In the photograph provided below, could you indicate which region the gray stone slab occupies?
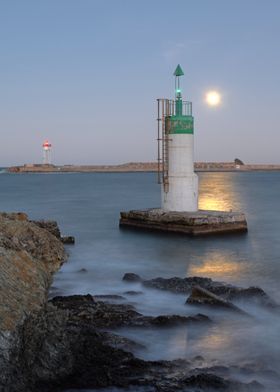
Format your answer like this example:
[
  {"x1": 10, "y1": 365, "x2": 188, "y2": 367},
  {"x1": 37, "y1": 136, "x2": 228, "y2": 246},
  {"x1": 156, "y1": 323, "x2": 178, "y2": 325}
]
[{"x1": 119, "y1": 208, "x2": 247, "y2": 236}]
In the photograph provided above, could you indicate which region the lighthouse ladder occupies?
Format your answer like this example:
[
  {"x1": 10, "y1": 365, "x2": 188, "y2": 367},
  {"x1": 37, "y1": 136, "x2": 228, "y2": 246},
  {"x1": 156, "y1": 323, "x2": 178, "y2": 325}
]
[{"x1": 157, "y1": 99, "x2": 173, "y2": 193}]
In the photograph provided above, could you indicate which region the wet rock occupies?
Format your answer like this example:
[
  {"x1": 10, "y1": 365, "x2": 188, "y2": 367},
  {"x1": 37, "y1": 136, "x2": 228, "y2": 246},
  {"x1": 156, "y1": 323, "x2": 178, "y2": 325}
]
[
  {"x1": 1, "y1": 286, "x2": 265, "y2": 392},
  {"x1": 140, "y1": 361, "x2": 264, "y2": 391},
  {"x1": 61, "y1": 235, "x2": 75, "y2": 244},
  {"x1": 194, "y1": 363, "x2": 280, "y2": 387},
  {"x1": 191, "y1": 365, "x2": 231, "y2": 377},
  {"x1": 17, "y1": 302, "x2": 260, "y2": 392},
  {"x1": 225, "y1": 286, "x2": 279, "y2": 308},
  {"x1": 51, "y1": 294, "x2": 142, "y2": 328},
  {"x1": 102, "y1": 331, "x2": 146, "y2": 351},
  {"x1": 182, "y1": 373, "x2": 264, "y2": 391},
  {"x1": 94, "y1": 294, "x2": 126, "y2": 301},
  {"x1": 19, "y1": 299, "x2": 264, "y2": 392},
  {"x1": 124, "y1": 290, "x2": 144, "y2": 295},
  {"x1": 186, "y1": 286, "x2": 248, "y2": 314},
  {"x1": 11, "y1": 296, "x2": 208, "y2": 391},
  {"x1": 123, "y1": 272, "x2": 142, "y2": 282},
  {"x1": 20, "y1": 303, "x2": 148, "y2": 392},
  {"x1": 147, "y1": 313, "x2": 211, "y2": 327},
  {"x1": 78, "y1": 268, "x2": 88, "y2": 273},
  {"x1": 142, "y1": 275, "x2": 213, "y2": 293}
]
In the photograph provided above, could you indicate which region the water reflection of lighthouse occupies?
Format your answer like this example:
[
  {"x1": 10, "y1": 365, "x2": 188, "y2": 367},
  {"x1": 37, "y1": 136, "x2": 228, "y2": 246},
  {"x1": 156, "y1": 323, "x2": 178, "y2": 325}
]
[{"x1": 157, "y1": 65, "x2": 198, "y2": 212}]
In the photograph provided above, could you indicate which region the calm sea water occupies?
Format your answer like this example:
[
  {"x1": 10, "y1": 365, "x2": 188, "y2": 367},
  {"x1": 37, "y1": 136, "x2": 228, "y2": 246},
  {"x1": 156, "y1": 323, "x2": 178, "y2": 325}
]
[{"x1": 0, "y1": 171, "x2": 280, "y2": 390}]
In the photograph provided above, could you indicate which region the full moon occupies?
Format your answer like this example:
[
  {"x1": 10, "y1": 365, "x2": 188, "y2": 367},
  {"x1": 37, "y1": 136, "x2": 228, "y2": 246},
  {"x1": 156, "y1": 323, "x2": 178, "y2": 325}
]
[{"x1": 205, "y1": 90, "x2": 221, "y2": 106}]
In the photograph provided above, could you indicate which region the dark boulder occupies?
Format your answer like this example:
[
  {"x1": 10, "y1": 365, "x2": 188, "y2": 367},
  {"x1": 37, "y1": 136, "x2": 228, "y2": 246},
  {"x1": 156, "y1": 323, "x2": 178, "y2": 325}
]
[
  {"x1": 186, "y1": 286, "x2": 248, "y2": 314},
  {"x1": 123, "y1": 273, "x2": 142, "y2": 282},
  {"x1": 124, "y1": 290, "x2": 144, "y2": 295},
  {"x1": 148, "y1": 313, "x2": 210, "y2": 327},
  {"x1": 142, "y1": 275, "x2": 213, "y2": 293},
  {"x1": 61, "y1": 235, "x2": 75, "y2": 244},
  {"x1": 94, "y1": 294, "x2": 126, "y2": 301},
  {"x1": 78, "y1": 268, "x2": 87, "y2": 273}
]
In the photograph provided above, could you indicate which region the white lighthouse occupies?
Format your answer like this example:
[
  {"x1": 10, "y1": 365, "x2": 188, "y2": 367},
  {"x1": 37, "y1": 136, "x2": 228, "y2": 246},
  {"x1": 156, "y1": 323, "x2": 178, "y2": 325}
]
[
  {"x1": 120, "y1": 65, "x2": 247, "y2": 235},
  {"x1": 157, "y1": 65, "x2": 198, "y2": 212},
  {"x1": 42, "y1": 140, "x2": 52, "y2": 165}
]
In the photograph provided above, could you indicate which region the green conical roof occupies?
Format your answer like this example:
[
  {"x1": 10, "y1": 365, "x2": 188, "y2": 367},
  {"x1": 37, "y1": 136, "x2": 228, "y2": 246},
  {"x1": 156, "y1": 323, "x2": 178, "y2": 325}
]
[{"x1": 173, "y1": 64, "x2": 184, "y2": 76}]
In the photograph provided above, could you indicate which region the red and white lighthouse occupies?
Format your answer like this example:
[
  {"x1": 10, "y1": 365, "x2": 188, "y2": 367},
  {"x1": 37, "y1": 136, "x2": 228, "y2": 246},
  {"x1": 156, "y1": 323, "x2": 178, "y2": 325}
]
[{"x1": 42, "y1": 140, "x2": 52, "y2": 165}]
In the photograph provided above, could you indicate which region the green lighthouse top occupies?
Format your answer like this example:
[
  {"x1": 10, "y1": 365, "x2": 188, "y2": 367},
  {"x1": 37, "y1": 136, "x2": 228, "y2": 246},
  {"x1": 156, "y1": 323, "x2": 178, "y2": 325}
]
[
  {"x1": 173, "y1": 64, "x2": 184, "y2": 77},
  {"x1": 173, "y1": 64, "x2": 184, "y2": 115},
  {"x1": 174, "y1": 64, "x2": 184, "y2": 101},
  {"x1": 167, "y1": 64, "x2": 194, "y2": 134}
]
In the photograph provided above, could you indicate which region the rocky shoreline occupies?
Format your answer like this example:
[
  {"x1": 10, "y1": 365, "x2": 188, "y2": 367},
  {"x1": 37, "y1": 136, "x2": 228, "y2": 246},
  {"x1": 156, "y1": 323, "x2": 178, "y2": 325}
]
[{"x1": 0, "y1": 213, "x2": 279, "y2": 391}]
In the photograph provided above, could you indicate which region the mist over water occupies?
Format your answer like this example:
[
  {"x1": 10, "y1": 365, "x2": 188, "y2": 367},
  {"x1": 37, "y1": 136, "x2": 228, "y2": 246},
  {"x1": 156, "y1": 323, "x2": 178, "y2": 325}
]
[{"x1": 0, "y1": 171, "x2": 280, "y2": 390}]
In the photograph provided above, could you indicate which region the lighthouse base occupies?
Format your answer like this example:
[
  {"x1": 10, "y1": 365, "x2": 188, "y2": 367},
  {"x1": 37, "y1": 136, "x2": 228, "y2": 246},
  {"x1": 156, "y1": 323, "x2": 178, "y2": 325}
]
[{"x1": 119, "y1": 209, "x2": 247, "y2": 236}]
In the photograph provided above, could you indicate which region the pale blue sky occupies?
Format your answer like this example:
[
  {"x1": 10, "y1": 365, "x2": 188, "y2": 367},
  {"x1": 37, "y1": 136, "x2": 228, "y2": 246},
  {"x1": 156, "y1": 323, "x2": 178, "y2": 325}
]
[{"x1": 1, "y1": 0, "x2": 280, "y2": 165}]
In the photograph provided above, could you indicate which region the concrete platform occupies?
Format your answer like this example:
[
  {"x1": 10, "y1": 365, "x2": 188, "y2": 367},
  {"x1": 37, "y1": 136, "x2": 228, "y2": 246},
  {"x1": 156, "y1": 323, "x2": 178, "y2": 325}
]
[{"x1": 119, "y1": 208, "x2": 248, "y2": 236}]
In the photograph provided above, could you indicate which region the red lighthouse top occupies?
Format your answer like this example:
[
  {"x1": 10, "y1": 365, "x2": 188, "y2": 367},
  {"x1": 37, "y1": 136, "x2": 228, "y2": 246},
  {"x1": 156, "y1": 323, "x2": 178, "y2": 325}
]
[{"x1": 42, "y1": 140, "x2": 51, "y2": 148}]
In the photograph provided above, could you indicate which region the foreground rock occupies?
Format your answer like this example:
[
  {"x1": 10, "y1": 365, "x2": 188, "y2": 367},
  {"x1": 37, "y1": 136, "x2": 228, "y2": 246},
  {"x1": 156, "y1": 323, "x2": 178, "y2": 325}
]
[
  {"x1": 0, "y1": 212, "x2": 67, "y2": 390},
  {"x1": 0, "y1": 214, "x2": 269, "y2": 391},
  {"x1": 20, "y1": 303, "x2": 148, "y2": 392},
  {"x1": 18, "y1": 296, "x2": 263, "y2": 392},
  {"x1": 123, "y1": 273, "x2": 278, "y2": 308}
]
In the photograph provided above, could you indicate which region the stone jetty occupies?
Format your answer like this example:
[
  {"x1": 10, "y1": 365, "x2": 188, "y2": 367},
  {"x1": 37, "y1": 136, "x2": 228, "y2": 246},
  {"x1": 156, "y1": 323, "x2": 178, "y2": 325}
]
[{"x1": 120, "y1": 208, "x2": 248, "y2": 235}]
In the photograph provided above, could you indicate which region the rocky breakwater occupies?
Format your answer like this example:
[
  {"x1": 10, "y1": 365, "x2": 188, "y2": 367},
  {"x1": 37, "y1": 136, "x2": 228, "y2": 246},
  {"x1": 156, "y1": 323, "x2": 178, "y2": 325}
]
[{"x1": 0, "y1": 212, "x2": 66, "y2": 391}]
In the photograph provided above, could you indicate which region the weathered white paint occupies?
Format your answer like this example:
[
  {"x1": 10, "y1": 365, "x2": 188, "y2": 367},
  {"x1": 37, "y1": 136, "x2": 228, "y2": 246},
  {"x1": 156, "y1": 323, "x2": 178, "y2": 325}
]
[{"x1": 162, "y1": 134, "x2": 198, "y2": 212}]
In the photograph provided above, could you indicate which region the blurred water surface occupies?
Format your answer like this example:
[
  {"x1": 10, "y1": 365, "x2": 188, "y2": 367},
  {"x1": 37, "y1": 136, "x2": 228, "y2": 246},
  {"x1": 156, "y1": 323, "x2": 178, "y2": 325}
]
[{"x1": 1, "y1": 171, "x2": 280, "y2": 390}]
